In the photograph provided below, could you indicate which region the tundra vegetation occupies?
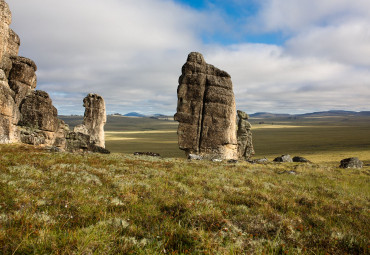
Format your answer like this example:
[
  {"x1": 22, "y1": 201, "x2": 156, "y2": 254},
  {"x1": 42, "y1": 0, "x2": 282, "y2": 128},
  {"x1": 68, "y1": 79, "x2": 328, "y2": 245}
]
[{"x1": 1, "y1": 115, "x2": 369, "y2": 254}]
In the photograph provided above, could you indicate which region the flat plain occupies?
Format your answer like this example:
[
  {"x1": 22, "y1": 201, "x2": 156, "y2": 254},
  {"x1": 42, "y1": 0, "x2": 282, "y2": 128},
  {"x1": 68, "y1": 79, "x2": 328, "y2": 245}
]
[{"x1": 62, "y1": 114, "x2": 370, "y2": 163}]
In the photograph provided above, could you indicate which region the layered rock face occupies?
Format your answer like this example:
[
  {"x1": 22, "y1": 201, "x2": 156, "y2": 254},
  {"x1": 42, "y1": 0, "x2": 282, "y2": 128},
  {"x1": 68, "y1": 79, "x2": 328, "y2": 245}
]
[
  {"x1": 0, "y1": 0, "x2": 18, "y2": 143},
  {"x1": 237, "y1": 110, "x2": 254, "y2": 160},
  {"x1": 74, "y1": 94, "x2": 106, "y2": 148},
  {"x1": 175, "y1": 52, "x2": 237, "y2": 160},
  {"x1": 0, "y1": 69, "x2": 17, "y2": 143},
  {"x1": 0, "y1": 0, "x2": 108, "y2": 153}
]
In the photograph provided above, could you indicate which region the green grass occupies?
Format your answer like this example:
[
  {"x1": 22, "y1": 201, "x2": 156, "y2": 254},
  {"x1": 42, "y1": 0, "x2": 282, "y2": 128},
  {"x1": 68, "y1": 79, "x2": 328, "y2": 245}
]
[{"x1": 0, "y1": 144, "x2": 369, "y2": 254}]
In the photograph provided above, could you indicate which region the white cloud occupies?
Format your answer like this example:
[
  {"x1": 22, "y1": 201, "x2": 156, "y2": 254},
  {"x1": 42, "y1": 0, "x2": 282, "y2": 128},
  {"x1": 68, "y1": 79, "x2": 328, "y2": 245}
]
[
  {"x1": 285, "y1": 21, "x2": 370, "y2": 66},
  {"x1": 251, "y1": 0, "x2": 370, "y2": 33}
]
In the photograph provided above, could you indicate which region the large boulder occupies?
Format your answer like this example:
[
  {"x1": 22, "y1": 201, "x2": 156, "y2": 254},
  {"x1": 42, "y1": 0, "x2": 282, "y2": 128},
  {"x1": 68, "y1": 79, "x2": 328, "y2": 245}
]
[
  {"x1": 174, "y1": 52, "x2": 237, "y2": 160},
  {"x1": 18, "y1": 90, "x2": 59, "y2": 132},
  {"x1": 339, "y1": 158, "x2": 363, "y2": 169},
  {"x1": 9, "y1": 56, "x2": 37, "y2": 89},
  {"x1": 237, "y1": 110, "x2": 254, "y2": 160}
]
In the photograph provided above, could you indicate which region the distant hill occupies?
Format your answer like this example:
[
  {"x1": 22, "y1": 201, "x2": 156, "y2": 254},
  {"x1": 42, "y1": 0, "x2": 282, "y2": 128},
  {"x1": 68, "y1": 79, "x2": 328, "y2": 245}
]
[
  {"x1": 250, "y1": 112, "x2": 292, "y2": 118},
  {"x1": 249, "y1": 110, "x2": 370, "y2": 118},
  {"x1": 298, "y1": 110, "x2": 367, "y2": 117},
  {"x1": 358, "y1": 111, "x2": 370, "y2": 116},
  {"x1": 152, "y1": 114, "x2": 167, "y2": 117},
  {"x1": 124, "y1": 112, "x2": 147, "y2": 117}
]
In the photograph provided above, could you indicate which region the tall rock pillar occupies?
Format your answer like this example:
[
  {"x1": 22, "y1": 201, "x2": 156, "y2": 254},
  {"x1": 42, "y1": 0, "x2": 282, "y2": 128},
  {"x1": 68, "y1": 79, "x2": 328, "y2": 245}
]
[
  {"x1": 75, "y1": 94, "x2": 106, "y2": 148},
  {"x1": 175, "y1": 52, "x2": 237, "y2": 160},
  {"x1": 237, "y1": 110, "x2": 255, "y2": 160}
]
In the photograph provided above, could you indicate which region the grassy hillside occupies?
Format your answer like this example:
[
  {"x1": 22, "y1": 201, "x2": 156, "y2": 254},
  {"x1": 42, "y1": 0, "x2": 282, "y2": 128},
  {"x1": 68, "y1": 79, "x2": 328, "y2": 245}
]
[{"x1": 0, "y1": 144, "x2": 369, "y2": 254}]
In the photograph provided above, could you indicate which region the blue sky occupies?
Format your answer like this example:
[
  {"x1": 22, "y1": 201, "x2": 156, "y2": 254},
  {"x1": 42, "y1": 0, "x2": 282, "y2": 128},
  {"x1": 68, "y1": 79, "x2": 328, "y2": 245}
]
[
  {"x1": 175, "y1": 0, "x2": 286, "y2": 45},
  {"x1": 8, "y1": 0, "x2": 370, "y2": 115}
]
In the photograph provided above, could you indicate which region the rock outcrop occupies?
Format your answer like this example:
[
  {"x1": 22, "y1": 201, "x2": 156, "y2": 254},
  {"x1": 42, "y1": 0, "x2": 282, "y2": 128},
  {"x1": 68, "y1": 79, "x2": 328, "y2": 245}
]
[
  {"x1": 0, "y1": 0, "x2": 108, "y2": 153},
  {"x1": 74, "y1": 94, "x2": 106, "y2": 148},
  {"x1": 174, "y1": 52, "x2": 237, "y2": 160},
  {"x1": 0, "y1": 0, "x2": 17, "y2": 143},
  {"x1": 237, "y1": 110, "x2": 254, "y2": 160}
]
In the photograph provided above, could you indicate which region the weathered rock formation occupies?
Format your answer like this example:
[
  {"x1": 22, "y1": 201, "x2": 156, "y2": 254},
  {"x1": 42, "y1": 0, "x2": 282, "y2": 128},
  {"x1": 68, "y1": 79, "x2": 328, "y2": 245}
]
[
  {"x1": 0, "y1": 0, "x2": 108, "y2": 153},
  {"x1": 174, "y1": 52, "x2": 237, "y2": 160},
  {"x1": 237, "y1": 110, "x2": 254, "y2": 160},
  {"x1": 74, "y1": 94, "x2": 106, "y2": 148},
  {"x1": 0, "y1": 69, "x2": 17, "y2": 143}
]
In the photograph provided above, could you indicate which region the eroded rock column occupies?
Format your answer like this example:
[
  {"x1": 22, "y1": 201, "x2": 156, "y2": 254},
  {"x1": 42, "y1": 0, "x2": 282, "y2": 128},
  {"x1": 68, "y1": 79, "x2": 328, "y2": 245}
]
[
  {"x1": 175, "y1": 52, "x2": 237, "y2": 160},
  {"x1": 237, "y1": 110, "x2": 254, "y2": 160},
  {"x1": 74, "y1": 94, "x2": 106, "y2": 148}
]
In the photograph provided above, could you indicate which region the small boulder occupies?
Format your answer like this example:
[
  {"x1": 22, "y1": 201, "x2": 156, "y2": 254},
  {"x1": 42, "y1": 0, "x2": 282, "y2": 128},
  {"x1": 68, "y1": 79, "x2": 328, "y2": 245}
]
[
  {"x1": 212, "y1": 159, "x2": 223, "y2": 163},
  {"x1": 273, "y1": 155, "x2": 293, "y2": 163},
  {"x1": 89, "y1": 145, "x2": 110, "y2": 154},
  {"x1": 188, "y1": 154, "x2": 203, "y2": 160},
  {"x1": 249, "y1": 158, "x2": 269, "y2": 164},
  {"x1": 227, "y1": 159, "x2": 238, "y2": 164},
  {"x1": 134, "y1": 152, "x2": 160, "y2": 157},
  {"x1": 339, "y1": 158, "x2": 363, "y2": 169},
  {"x1": 293, "y1": 156, "x2": 311, "y2": 163}
]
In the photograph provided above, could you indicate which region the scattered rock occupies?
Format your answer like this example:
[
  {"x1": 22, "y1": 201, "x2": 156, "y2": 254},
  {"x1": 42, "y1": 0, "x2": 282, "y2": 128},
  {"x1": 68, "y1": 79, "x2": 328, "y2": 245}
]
[
  {"x1": 175, "y1": 52, "x2": 238, "y2": 160},
  {"x1": 212, "y1": 159, "x2": 223, "y2": 162},
  {"x1": 249, "y1": 158, "x2": 269, "y2": 164},
  {"x1": 134, "y1": 152, "x2": 160, "y2": 157},
  {"x1": 47, "y1": 146, "x2": 63, "y2": 153},
  {"x1": 293, "y1": 156, "x2": 311, "y2": 163},
  {"x1": 278, "y1": 170, "x2": 297, "y2": 175},
  {"x1": 188, "y1": 154, "x2": 203, "y2": 160},
  {"x1": 273, "y1": 155, "x2": 293, "y2": 163},
  {"x1": 339, "y1": 158, "x2": 363, "y2": 169},
  {"x1": 237, "y1": 110, "x2": 254, "y2": 160}
]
